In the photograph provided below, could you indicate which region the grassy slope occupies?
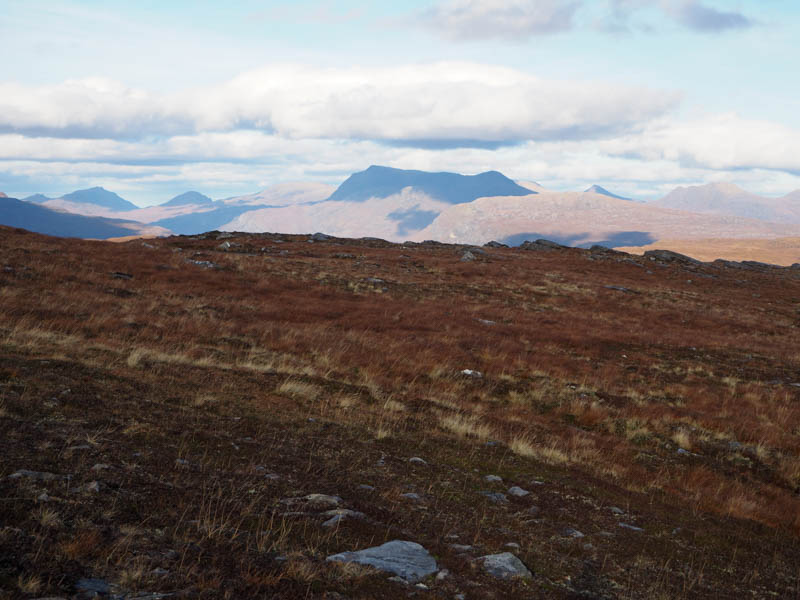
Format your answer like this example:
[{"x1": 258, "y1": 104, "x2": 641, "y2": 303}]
[{"x1": 1, "y1": 227, "x2": 799, "y2": 599}]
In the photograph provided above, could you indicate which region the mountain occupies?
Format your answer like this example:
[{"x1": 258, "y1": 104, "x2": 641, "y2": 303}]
[
  {"x1": 23, "y1": 193, "x2": 51, "y2": 203},
  {"x1": 0, "y1": 192, "x2": 7, "y2": 198},
  {"x1": 223, "y1": 168, "x2": 537, "y2": 239},
  {"x1": 653, "y1": 182, "x2": 800, "y2": 223},
  {"x1": 221, "y1": 182, "x2": 336, "y2": 207},
  {"x1": 161, "y1": 191, "x2": 214, "y2": 207},
  {"x1": 0, "y1": 196, "x2": 168, "y2": 239},
  {"x1": 326, "y1": 165, "x2": 534, "y2": 204},
  {"x1": 584, "y1": 184, "x2": 631, "y2": 201},
  {"x1": 60, "y1": 187, "x2": 139, "y2": 211},
  {"x1": 411, "y1": 189, "x2": 798, "y2": 248}
]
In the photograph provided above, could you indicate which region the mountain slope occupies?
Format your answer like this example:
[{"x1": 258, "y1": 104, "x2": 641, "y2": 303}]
[
  {"x1": 653, "y1": 182, "x2": 800, "y2": 223},
  {"x1": 0, "y1": 196, "x2": 167, "y2": 239},
  {"x1": 584, "y1": 184, "x2": 631, "y2": 201},
  {"x1": 413, "y1": 189, "x2": 799, "y2": 247},
  {"x1": 161, "y1": 191, "x2": 214, "y2": 207},
  {"x1": 326, "y1": 165, "x2": 535, "y2": 204},
  {"x1": 60, "y1": 187, "x2": 139, "y2": 211}
]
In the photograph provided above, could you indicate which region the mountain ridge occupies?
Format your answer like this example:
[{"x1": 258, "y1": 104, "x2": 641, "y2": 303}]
[{"x1": 326, "y1": 165, "x2": 535, "y2": 204}]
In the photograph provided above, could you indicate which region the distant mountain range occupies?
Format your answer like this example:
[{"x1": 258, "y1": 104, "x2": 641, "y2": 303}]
[
  {"x1": 0, "y1": 196, "x2": 168, "y2": 239},
  {"x1": 3, "y1": 167, "x2": 799, "y2": 262},
  {"x1": 652, "y1": 182, "x2": 800, "y2": 223}
]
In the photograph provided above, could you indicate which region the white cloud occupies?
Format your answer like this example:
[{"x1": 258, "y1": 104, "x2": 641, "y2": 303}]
[
  {"x1": 598, "y1": 113, "x2": 800, "y2": 173},
  {"x1": 422, "y1": 0, "x2": 581, "y2": 40},
  {"x1": 0, "y1": 63, "x2": 677, "y2": 144}
]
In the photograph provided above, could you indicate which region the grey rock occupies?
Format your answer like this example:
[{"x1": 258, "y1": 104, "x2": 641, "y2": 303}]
[
  {"x1": 460, "y1": 250, "x2": 476, "y2": 262},
  {"x1": 323, "y1": 509, "x2": 365, "y2": 519},
  {"x1": 525, "y1": 505, "x2": 541, "y2": 517},
  {"x1": 85, "y1": 481, "x2": 104, "y2": 493},
  {"x1": 520, "y1": 239, "x2": 565, "y2": 251},
  {"x1": 76, "y1": 578, "x2": 110, "y2": 594},
  {"x1": 358, "y1": 484, "x2": 375, "y2": 491},
  {"x1": 8, "y1": 470, "x2": 70, "y2": 482},
  {"x1": 91, "y1": 464, "x2": 110, "y2": 471},
  {"x1": 484, "y1": 240, "x2": 508, "y2": 248},
  {"x1": 562, "y1": 528, "x2": 584, "y2": 538},
  {"x1": 618, "y1": 523, "x2": 644, "y2": 532},
  {"x1": 310, "y1": 232, "x2": 331, "y2": 241},
  {"x1": 450, "y1": 544, "x2": 473, "y2": 553},
  {"x1": 484, "y1": 475, "x2": 502, "y2": 483},
  {"x1": 216, "y1": 232, "x2": 234, "y2": 239},
  {"x1": 461, "y1": 369, "x2": 482, "y2": 378},
  {"x1": 401, "y1": 492, "x2": 422, "y2": 501},
  {"x1": 304, "y1": 493, "x2": 342, "y2": 508},
  {"x1": 477, "y1": 319, "x2": 496, "y2": 325},
  {"x1": 436, "y1": 569, "x2": 450, "y2": 581},
  {"x1": 508, "y1": 486, "x2": 529, "y2": 497},
  {"x1": 504, "y1": 542, "x2": 521, "y2": 550},
  {"x1": 409, "y1": 457, "x2": 428, "y2": 465},
  {"x1": 326, "y1": 540, "x2": 438, "y2": 583},
  {"x1": 322, "y1": 514, "x2": 347, "y2": 528},
  {"x1": 609, "y1": 506, "x2": 624, "y2": 515},
  {"x1": 604, "y1": 285, "x2": 637, "y2": 294},
  {"x1": 479, "y1": 491, "x2": 508, "y2": 504},
  {"x1": 644, "y1": 249, "x2": 701, "y2": 264},
  {"x1": 476, "y1": 552, "x2": 532, "y2": 580}
]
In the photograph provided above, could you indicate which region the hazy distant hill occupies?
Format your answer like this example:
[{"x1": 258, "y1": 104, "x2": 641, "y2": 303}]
[
  {"x1": 327, "y1": 165, "x2": 534, "y2": 204},
  {"x1": 0, "y1": 196, "x2": 167, "y2": 239},
  {"x1": 652, "y1": 182, "x2": 800, "y2": 223},
  {"x1": 584, "y1": 184, "x2": 631, "y2": 201},
  {"x1": 161, "y1": 191, "x2": 214, "y2": 207},
  {"x1": 412, "y1": 189, "x2": 798, "y2": 247}
]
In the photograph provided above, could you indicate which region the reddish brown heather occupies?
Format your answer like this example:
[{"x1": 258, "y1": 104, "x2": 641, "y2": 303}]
[{"x1": 1, "y1": 226, "x2": 799, "y2": 599}]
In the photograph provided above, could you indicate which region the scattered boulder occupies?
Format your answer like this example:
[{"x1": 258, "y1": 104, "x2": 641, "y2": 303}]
[
  {"x1": 461, "y1": 369, "x2": 483, "y2": 378},
  {"x1": 644, "y1": 249, "x2": 701, "y2": 265},
  {"x1": 303, "y1": 493, "x2": 343, "y2": 509},
  {"x1": 562, "y1": 528, "x2": 585, "y2": 538},
  {"x1": 408, "y1": 457, "x2": 428, "y2": 465},
  {"x1": 8, "y1": 470, "x2": 70, "y2": 482},
  {"x1": 476, "y1": 552, "x2": 532, "y2": 580},
  {"x1": 479, "y1": 491, "x2": 509, "y2": 504},
  {"x1": 508, "y1": 486, "x2": 529, "y2": 497},
  {"x1": 520, "y1": 239, "x2": 566, "y2": 251},
  {"x1": 460, "y1": 250, "x2": 476, "y2": 262},
  {"x1": 609, "y1": 506, "x2": 624, "y2": 515},
  {"x1": 484, "y1": 475, "x2": 503, "y2": 483},
  {"x1": 618, "y1": 523, "x2": 644, "y2": 532},
  {"x1": 484, "y1": 240, "x2": 508, "y2": 248},
  {"x1": 309, "y1": 232, "x2": 331, "y2": 242},
  {"x1": 326, "y1": 540, "x2": 438, "y2": 583}
]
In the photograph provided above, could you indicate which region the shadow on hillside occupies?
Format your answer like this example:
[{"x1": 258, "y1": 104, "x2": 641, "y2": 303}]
[
  {"x1": 502, "y1": 231, "x2": 656, "y2": 248},
  {"x1": 388, "y1": 206, "x2": 440, "y2": 236}
]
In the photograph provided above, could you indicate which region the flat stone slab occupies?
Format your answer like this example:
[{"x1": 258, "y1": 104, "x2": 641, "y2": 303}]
[
  {"x1": 476, "y1": 552, "x2": 533, "y2": 580},
  {"x1": 327, "y1": 540, "x2": 438, "y2": 582}
]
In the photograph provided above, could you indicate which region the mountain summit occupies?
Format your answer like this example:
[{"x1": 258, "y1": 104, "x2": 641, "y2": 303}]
[
  {"x1": 60, "y1": 187, "x2": 139, "y2": 211},
  {"x1": 584, "y1": 185, "x2": 631, "y2": 201},
  {"x1": 326, "y1": 165, "x2": 535, "y2": 204},
  {"x1": 161, "y1": 191, "x2": 214, "y2": 207}
]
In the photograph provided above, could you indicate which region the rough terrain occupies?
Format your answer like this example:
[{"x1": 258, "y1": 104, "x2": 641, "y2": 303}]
[{"x1": 1, "y1": 227, "x2": 800, "y2": 599}]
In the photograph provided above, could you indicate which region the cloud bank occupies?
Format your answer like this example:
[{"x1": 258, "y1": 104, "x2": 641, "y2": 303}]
[{"x1": 0, "y1": 63, "x2": 677, "y2": 145}]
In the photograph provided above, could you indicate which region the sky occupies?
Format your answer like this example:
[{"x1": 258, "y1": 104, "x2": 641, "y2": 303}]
[{"x1": 1, "y1": 0, "x2": 799, "y2": 206}]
